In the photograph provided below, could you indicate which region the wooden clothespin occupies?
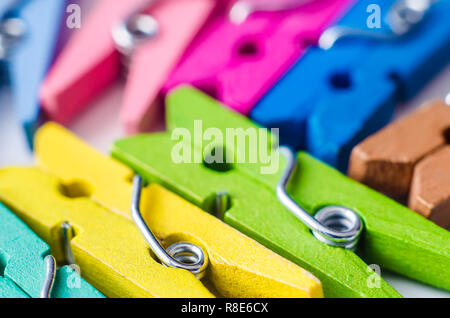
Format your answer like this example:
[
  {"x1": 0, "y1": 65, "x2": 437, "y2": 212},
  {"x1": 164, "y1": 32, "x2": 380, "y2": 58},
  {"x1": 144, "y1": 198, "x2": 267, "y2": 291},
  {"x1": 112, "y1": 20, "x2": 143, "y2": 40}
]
[
  {"x1": 0, "y1": 0, "x2": 65, "y2": 146},
  {"x1": 0, "y1": 167, "x2": 216, "y2": 298},
  {"x1": 163, "y1": 0, "x2": 354, "y2": 115},
  {"x1": 251, "y1": 0, "x2": 450, "y2": 171},
  {"x1": 0, "y1": 203, "x2": 104, "y2": 298},
  {"x1": 40, "y1": 0, "x2": 216, "y2": 134},
  {"x1": 112, "y1": 87, "x2": 450, "y2": 297},
  {"x1": 0, "y1": 122, "x2": 324, "y2": 298},
  {"x1": 349, "y1": 99, "x2": 450, "y2": 228}
]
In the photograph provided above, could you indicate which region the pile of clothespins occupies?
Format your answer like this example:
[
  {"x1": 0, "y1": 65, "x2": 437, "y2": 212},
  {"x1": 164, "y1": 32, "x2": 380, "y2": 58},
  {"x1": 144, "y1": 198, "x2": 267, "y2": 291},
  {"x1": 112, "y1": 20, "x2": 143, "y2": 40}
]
[{"x1": 0, "y1": 0, "x2": 449, "y2": 298}]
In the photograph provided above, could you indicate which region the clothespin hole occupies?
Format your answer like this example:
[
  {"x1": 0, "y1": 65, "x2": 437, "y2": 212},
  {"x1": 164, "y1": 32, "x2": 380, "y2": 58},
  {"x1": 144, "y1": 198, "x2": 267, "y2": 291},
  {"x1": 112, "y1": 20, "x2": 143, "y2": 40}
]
[
  {"x1": 329, "y1": 72, "x2": 352, "y2": 90},
  {"x1": 125, "y1": 174, "x2": 134, "y2": 184},
  {"x1": 237, "y1": 40, "x2": 259, "y2": 57},
  {"x1": 443, "y1": 127, "x2": 450, "y2": 145},
  {"x1": 203, "y1": 145, "x2": 234, "y2": 172},
  {"x1": 203, "y1": 191, "x2": 232, "y2": 220},
  {"x1": 195, "y1": 83, "x2": 218, "y2": 99},
  {"x1": 58, "y1": 180, "x2": 93, "y2": 199},
  {"x1": 297, "y1": 36, "x2": 317, "y2": 49},
  {"x1": 146, "y1": 247, "x2": 160, "y2": 264}
]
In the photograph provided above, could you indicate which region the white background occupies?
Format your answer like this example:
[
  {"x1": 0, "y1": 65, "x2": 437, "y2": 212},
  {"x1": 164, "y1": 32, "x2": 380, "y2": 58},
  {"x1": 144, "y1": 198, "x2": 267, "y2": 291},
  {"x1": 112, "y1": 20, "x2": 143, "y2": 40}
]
[{"x1": 0, "y1": 0, "x2": 449, "y2": 297}]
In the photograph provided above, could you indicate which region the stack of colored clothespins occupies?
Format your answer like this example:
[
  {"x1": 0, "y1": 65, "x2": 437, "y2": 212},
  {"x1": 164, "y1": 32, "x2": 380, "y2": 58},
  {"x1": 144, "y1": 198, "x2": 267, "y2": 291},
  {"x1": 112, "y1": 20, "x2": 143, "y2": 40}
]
[{"x1": 0, "y1": 0, "x2": 449, "y2": 299}]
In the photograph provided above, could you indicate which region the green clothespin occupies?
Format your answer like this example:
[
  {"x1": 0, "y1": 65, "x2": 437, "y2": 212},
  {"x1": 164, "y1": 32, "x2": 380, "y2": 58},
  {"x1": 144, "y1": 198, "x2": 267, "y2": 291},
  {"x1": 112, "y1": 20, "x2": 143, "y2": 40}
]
[
  {"x1": 0, "y1": 203, "x2": 104, "y2": 298},
  {"x1": 112, "y1": 87, "x2": 450, "y2": 298}
]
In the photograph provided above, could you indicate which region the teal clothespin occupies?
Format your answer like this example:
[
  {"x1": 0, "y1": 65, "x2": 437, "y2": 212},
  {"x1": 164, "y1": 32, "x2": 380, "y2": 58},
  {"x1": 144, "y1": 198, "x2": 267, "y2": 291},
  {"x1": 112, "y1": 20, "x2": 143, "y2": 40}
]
[
  {"x1": 112, "y1": 87, "x2": 450, "y2": 298},
  {"x1": 0, "y1": 203, "x2": 104, "y2": 298}
]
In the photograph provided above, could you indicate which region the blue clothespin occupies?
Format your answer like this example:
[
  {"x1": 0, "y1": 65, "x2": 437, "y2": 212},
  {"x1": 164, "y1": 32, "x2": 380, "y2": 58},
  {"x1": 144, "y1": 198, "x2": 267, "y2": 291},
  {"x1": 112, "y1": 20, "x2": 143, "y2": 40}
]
[
  {"x1": 0, "y1": 0, "x2": 65, "y2": 147},
  {"x1": 0, "y1": 203, "x2": 104, "y2": 298},
  {"x1": 251, "y1": 0, "x2": 450, "y2": 171}
]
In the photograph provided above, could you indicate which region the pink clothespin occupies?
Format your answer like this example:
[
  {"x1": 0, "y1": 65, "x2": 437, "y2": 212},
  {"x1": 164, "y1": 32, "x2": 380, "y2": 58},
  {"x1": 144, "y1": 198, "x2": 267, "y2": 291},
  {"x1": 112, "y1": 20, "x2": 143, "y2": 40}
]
[
  {"x1": 163, "y1": 0, "x2": 355, "y2": 115},
  {"x1": 40, "y1": 0, "x2": 216, "y2": 134}
]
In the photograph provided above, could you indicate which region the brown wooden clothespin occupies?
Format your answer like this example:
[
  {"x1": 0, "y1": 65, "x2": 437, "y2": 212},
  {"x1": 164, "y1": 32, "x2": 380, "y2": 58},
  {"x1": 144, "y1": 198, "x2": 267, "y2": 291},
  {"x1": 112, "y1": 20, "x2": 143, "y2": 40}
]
[{"x1": 348, "y1": 99, "x2": 450, "y2": 228}]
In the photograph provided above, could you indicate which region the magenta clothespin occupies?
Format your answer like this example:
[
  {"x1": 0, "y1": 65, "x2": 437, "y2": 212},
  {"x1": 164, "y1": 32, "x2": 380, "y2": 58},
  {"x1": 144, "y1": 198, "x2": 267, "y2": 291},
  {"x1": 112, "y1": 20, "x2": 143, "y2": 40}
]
[{"x1": 163, "y1": 0, "x2": 355, "y2": 115}]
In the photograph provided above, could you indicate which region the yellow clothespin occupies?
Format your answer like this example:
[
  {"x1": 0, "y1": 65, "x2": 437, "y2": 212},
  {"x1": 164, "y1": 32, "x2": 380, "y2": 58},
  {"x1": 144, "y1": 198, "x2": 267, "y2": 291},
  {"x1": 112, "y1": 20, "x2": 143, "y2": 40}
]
[
  {"x1": 0, "y1": 167, "x2": 210, "y2": 298},
  {"x1": 0, "y1": 122, "x2": 323, "y2": 298}
]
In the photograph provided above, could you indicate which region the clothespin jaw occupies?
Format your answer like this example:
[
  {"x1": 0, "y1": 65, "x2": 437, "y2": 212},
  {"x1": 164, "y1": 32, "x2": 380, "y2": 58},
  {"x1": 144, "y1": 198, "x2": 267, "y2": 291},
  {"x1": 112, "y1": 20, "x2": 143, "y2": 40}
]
[
  {"x1": 349, "y1": 99, "x2": 450, "y2": 228},
  {"x1": 113, "y1": 87, "x2": 450, "y2": 296},
  {"x1": 163, "y1": 0, "x2": 354, "y2": 115},
  {"x1": 251, "y1": 0, "x2": 450, "y2": 171},
  {"x1": 0, "y1": 203, "x2": 103, "y2": 298},
  {"x1": 40, "y1": 0, "x2": 216, "y2": 134},
  {"x1": 33, "y1": 122, "x2": 324, "y2": 298},
  {"x1": 4, "y1": 0, "x2": 65, "y2": 147}
]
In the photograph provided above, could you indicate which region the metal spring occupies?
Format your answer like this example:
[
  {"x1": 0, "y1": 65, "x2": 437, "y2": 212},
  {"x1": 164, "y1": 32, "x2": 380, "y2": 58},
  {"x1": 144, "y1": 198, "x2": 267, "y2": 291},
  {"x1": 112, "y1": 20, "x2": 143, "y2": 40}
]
[
  {"x1": 40, "y1": 221, "x2": 78, "y2": 298},
  {"x1": 111, "y1": 1, "x2": 159, "y2": 76},
  {"x1": 277, "y1": 146, "x2": 362, "y2": 250},
  {"x1": 0, "y1": 17, "x2": 26, "y2": 60},
  {"x1": 131, "y1": 175, "x2": 207, "y2": 278},
  {"x1": 229, "y1": 0, "x2": 316, "y2": 24},
  {"x1": 40, "y1": 255, "x2": 56, "y2": 298}
]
